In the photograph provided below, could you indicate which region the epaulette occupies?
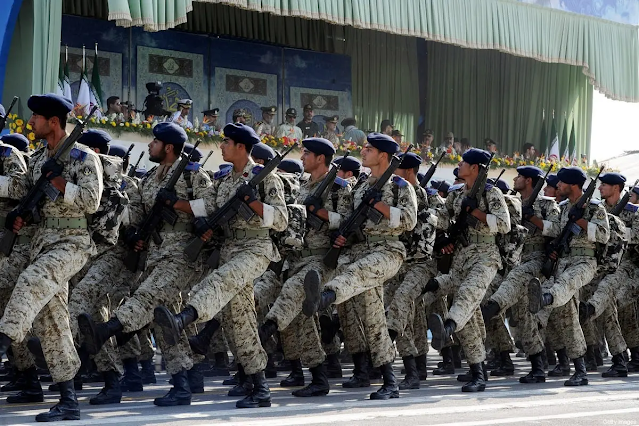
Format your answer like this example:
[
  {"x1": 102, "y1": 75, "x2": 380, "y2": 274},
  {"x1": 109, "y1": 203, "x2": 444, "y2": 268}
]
[
  {"x1": 625, "y1": 203, "x2": 639, "y2": 213},
  {"x1": 558, "y1": 199, "x2": 569, "y2": 206},
  {"x1": 448, "y1": 183, "x2": 464, "y2": 192},
  {"x1": 252, "y1": 165, "x2": 265, "y2": 176},
  {"x1": 213, "y1": 166, "x2": 231, "y2": 180},
  {"x1": 333, "y1": 176, "x2": 348, "y2": 188},
  {"x1": 0, "y1": 146, "x2": 13, "y2": 157},
  {"x1": 185, "y1": 162, "x2": 201, "y2": 172},
  {"x1": 70, "y1": 147, "x2": 88, "y2": 162},
  {"x1": 485, "y1": 183, "x2": 494, "y2": 191},
  {"x1": 392, "y1": 175, "x2": 408, "y2": 188},
  {"x1": 426, "y1": 187, "x2": 438, "y2": 196},
  {"x1": 590, "y1": 199, "x2": 601, "y2": 205}
]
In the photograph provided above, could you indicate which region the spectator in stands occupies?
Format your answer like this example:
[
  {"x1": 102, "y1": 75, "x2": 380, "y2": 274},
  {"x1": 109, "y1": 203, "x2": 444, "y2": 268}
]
[
  {"x1": 391, "y1": 129, "x2": 403, "y2": 144},
  {"x1": 484, "y1": 138, "x2": 498, "y2": 154},
  {"x1": 106, "y1": 96, "x2": 123, "y2": 116},
  {"x1": 460, "y1": 138, "x2": 472, "y2": 153},
  {"x1": 341, "y1": 117, "x2": 366, "y2": 145},
  {"x1": 522, "y1": 142, "x2": 537, "y2": 160},
  {"x1": 453, "y1": 138, "x2": 462, "y2": 154},
  {"x1": 380, "y1": 119, "x2": 394, "y2": 136}
]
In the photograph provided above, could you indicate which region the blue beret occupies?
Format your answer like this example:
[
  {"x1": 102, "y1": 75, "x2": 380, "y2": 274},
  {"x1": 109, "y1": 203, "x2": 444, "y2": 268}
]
[
  {"x1": 153, "y1": 122, "x2": 187, "y2": 146},
  {"x1": 417, "y1": 172, "x2": 425, "y2": 182},
  {"x1": 302, "y1": 137, "x2": 336, "y2": 157},
  {"x1": 398, "y1": 152, "x2": 422, "y2": 169},
  {"x1": 557, "y1": 166, "x2": 587, "y2": 186},
  {"x1": 27, "y1": 93, "x2": 73, "y2": 117},
  {"x1": 219, "y1": 163, "x2": 232, "y2": 170},
  {"x1": 183, "y1": 143, "x2": 203, "y2": 162},
  {"x1": 599, "y1": 172, "x2": 626, "y2": 186},
  {"x1": 251, "y1": 142, "x2": 276, "y2": 162},
  {"x1": 135, "y1": 168, "x2": 147, "y2": 179},
  {"x1": 488, "y1": 178, "x2": 510, "y2": 194},
  {"x1": 431, "y1": 179, "x2": 450, "y2": 193},
  {"x1": 335, "y1": 156, "x2": 361, "y2": 173},
  {"x1": 462, "y1": 148, "x2": 491, "y2": 165},
  {"x1": 1, "y1": 134, "x2": 29, "y2": 152},
  {"x1": 367, "y1": 132, "x2": 399, "y2": 154},
  {"x1": 633, "y1": 186, "x2": 639, "y2": 196},
  {"x1": 78, "y1": 129, "x2": 111, "y2": 154},
  {"x1": 0, "y1": 104, "x2": 5, "y2": 117},
  {"x1": 516, "y1": 166, "x2": 543, "y2": 179},
  {"x1": 108, "y1": 145, "x2": 127, "y2": 158},
  {"x1": 224, "y1": 123, "x2": 261, "y2": 147},
  {"x1": 278, "y1": 158, "x2": 303, "y2": 174},
  {"x1": 546, "y1": 174, "x2": 559, "y2": 189},
  {"x1": 453, "y1": 167, "x2": 459, "y2": 178}
]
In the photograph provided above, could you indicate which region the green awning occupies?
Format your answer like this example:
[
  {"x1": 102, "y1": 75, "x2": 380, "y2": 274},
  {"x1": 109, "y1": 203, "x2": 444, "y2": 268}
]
[{"x1": 107, "y1": 0, "x2": 194, "y2": 31}]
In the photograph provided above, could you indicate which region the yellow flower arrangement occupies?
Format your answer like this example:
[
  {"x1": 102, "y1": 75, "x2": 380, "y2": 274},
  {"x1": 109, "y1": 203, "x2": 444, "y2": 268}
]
[
  {"x1": 28, "y1": 132, "x2": 35, "y2": 141},
  {"x1": 15, "y1": 119, "x2": 23, "y2": 126}
]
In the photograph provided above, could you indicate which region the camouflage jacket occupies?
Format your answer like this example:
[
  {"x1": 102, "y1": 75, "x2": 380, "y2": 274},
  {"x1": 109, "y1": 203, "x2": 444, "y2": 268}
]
[
  {"x1": 400, "y1": 184, "x2": 436, "y2": 260},
  {"x1": 542, "y1": 198, "x2": 610, "y2": 251},
  {"x1": 0, "y1": 142, "x2": 29, "y2": 216},
  {"x1": 89, "y1": 154, "x2": 128, "y2": 245}
]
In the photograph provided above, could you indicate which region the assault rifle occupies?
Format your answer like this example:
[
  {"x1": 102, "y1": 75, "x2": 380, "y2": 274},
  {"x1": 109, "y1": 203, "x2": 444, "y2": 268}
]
[
  {"x1": 127, "y1": 151, "x2": 145, "y2": 177},
  {"x1": 123, "y1": 140, "x2": 201, "y2": 272},
  {"x1": 521, "y1": 165, "x2": 553, "y2": 232},
  {"x1": 323, "y1": 145, "x2": 413, "y2": 269},
  {"x1": 200, "y1": 151, "x2": 213, "y2": 167},
  {"x1": 437, "y1": 153, "x2": 494, "y2": 250},
  {"x1": 420, "y1": 151, "x2": 445, "y2": 188},
  {"x1": 304, "y1": 152, "x2": 350, "y2": 231},
  {"x1": 0, "y1": 96, "x2": 18, "y2": 130},
  {"x1": 183, "y1": 144, "x2": 296, "y2": 264},
  {"x1": 0, "y1": 105, "x2": 98, "y2": 255},
  {"x1": 541, "y1": 166, "x2": 604, "y2": 278},
  {"x1": 611, "y1": 179, "x2": 639, "y2": 216},
  {"x1": 492, "y1": 169, "x2": 506, "y2": 184}
]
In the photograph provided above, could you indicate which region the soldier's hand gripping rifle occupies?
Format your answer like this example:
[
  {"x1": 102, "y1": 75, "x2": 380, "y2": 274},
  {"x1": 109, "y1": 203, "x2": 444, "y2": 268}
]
[
  {"x1": 123, "y1": 140, "x2": 201, "y2": 272},
  {"x1": 521, "y1": 165, "x2": 553, "y2": 232},
  {"x1": 304, "y1": 152, "x2": 349, "y2": 231},
  {"x1": 420, "y1": 151, "x2": 445, "y2": 188},
  {"x1": 323, "y1": 145, "x2": 413, "y2": 270},
  {"x1": 540, "y1": 166, "x2": 604, "y2": 279},
  {"x1": 0, "y1": 105, "x2": 98, "y2": 256},
  {"x1": 611, "y1": 179, "x2": 639, "y2": 216},
  {"x1": 0, "y1": 96, "x2": 18, "y2": 131},
  {"x1": 127, "y1": 151, "x2": 145, "y2": 177},
  {"x1": 183, "y1": 144, "x2": 296, "y2": 264},
  {"x1": 436, "y1": 153, "x2": 494, "y2": 251}
]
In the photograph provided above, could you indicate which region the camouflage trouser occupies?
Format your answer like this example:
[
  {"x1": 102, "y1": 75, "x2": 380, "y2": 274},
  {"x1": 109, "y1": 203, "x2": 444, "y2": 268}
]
[
  {"x1": 0, "y1": 243, "x2": 30, "y2": 291},
  {"x1": 589, "y1": 260, "x2": 636, "y2": 317},
  {"x1": 0, "y1": 234, "x2": 93, "y2": 383},
  {"x1": 0, "y1": 288, "x2": 35, "y2": 371},
  {"x1": 489, "y1": 253, "x2": 545, "y2": 314},
  {"x1": 338, "y1": 299, "x2": 368, "y2": 355},
  {"x1": 320, "y1": 306, "x2": 342, "y2": 356},
  {"x1": 619, "y1": 302, "x2": 639, "y2": 349},
  {"x1": 544, "y1": 256, "x2": 597, "y2": 310},
  {"x1": 254, "y1": 270, "x2": 282, "y2": 319},
  {"x1": 580, "y1": 277, "x2": 626, "y2": 356},
  {"x1": 546, "y1": 297, "x2": 587, "y2": 360},
  {"x1": 484, "y1": 274, "x2": 514, "y2": 353}
]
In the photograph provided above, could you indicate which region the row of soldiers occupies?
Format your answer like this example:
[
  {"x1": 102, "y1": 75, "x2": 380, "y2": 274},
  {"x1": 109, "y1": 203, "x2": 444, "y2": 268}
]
[{"x1": 0, "y1": 92, "x2": 637, "y2": 422}]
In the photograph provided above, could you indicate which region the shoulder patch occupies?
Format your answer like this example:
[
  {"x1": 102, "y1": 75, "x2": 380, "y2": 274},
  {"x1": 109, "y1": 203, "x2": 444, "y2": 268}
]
[
  {"x1": 119, "y1": 180, "x2": 128, "y2": 191},
  {"x1": 185, "y1": 162, "x2": 201, "y2": 172},
  {"x1": 485, "y1": 183, "x2": 494, "y2": 191},
  {"x1": 625, "y1": 203, "x2": 639, "y2": 213},
  {"x1": 70, "y1": 148, "x2": 88, "y2": 162},
  {"x1": 333, "y1": 176, "x2": 348, "y2": 188},
  {"x1": 590, "y1": 199, "x2": 601, "y2": 205},
  {"x1": 426, "y1": 187, "x2": 438, "y2": 196},
  {"x1": 213, "y1": 167, "x2": 231, "y2": 180},
  {"x1": 0, "y1": 146, "x2": 12, "y2": 157},
  {"x1": 252, "y1": 165, "x2": 265, "y2": 176},
  {"x1": 392, "y1": 175, "x2": 408, "y2": 188}
]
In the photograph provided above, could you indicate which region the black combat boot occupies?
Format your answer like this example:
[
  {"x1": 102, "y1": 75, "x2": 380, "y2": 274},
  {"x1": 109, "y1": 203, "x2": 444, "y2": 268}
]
[
  {"x1": 491, "y1": 351, "x2": 515, "y2": 376},
  {"x1": 139, "y1": 359, "x2": 156, "y2": 384},
  {"x1": 433, "y1": 347, "x2": 455, "y2": 375},
  {"x1": 302, "y1": 270, "x2": 336, "y2": 316},
  {"x1": 188, "y1": 318, "x2": 220, "y2": 356},
  {"x1": 35, "y1": 380, "x2": 80, "y2": 422},
  {"x1": 564, "y1": 357, "x2": 589, "y2": 386},
  {"x1": 585, "y1": 345, "x2": 598, "y2": 371},
  {"x1": 228, "y1": 364, "x2": 254, "y2": 396},
  {"x1": 89, "y1": 370, "x2": 122, "y2": 405},
  {"x1": 78, "y1": 314, "x2": 124, "y2": 355},
  {"x1": 399, "y1": 356, "x2": 420, "y2": 390},
  {"x1": 154, "y1": 370, "x2": 191, "y2": 406},
  {"x1": 119, "y1": 358, "x2": 143, "y2": 392},
  {"x1": 342, "y1": 352, "x2": 371, "y2": 388},
  {"x1": 258, "y1": 320, "x2": 278, "y2": 346},
  {"x1": 602, "y1": 353, "x2": 628, "y2": 378},
  {"x1": 481, "y1": 300, "x2": 501, "y2": 323},
  {"x1": 579, "y1": 302, "x2": 596, "y2": 324},
  {"x1": 594, "y1": 346, "x2": 604, "y2": 366},
  {"x1": 527, "y1": 278, "x2": 553, "y2": 314},
  {"x1": 26, "y1": 337, "x2": 47, "y2": 370},
  {"x1": 421, "y1": 278, "x2": 439, "y2": 295},
  {"x1": 265, "y1": 354, "x2": 278, "y2": 379},
  {"x1": 458, "y1": 363, "x2": 487, "y2": 382},
  {"x1": 280, "y1": 359, "x2": 304, "y2": 387},
  {"x1": 6, "y1": 367, "x2": 43, "y2": 403},
  {"x1": 153, "y1": 305, "x2": 198, "y2": 346},
  {"x1": 452, "y1": 345, "x2": 463, "y2": 368},
  {"x1": 428, "y1": 314, "x2": 455, "y2": 351},
  {"x1": 461, "y1": 362, "x2": 486, "y2": 392},
  {"x1": 548, "y1": 348, "x2": 571, "y2": 376},
  {"x1": 546, "y1": 347, "x2": 557, "y2": 366},
  {"x1": 49, "y1": 375, "x2": 83, "y2": 391},
  {"x1": 187, "y1": 366, "x2": 205, "y2": 393},
  {"x1": 204, "y1": 351, "x2": 230, "y2": 376},
  {"x1": 292, "y1": 363, "x2": 329, "y2": 397},
  {"x1": 519, "y1": 351, "x2": 546, "y2": 383},
  {"x1": 325, "y1": 353, "x2": 343, "y2": 378},
  {"x1": 628, "y1": 347, "x2": 639, "y2": 372},
  {"x1": 0, "y1": 333, "x2": 12, "y2": 356},
  {"x1": 319, "y1": 314, "x2": 338, "y2": 344},
  {"x1": 370, "y1": 363, "x2": 399, "y2": 400},
  {"x1": 236, "y1": 371, "x2": 271, "y2": 408},
  {"x1": 1, "y1": 368, "x2": 26, "y2": 392},
  {"x1": 415, "y1": 354, "x2": 428, "y2": 380}
]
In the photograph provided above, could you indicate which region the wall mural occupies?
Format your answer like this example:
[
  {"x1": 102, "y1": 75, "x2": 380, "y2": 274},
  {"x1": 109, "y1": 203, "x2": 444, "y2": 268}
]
[{"x1": 516, "y1": 0, "x2": 639, "y2": 25}]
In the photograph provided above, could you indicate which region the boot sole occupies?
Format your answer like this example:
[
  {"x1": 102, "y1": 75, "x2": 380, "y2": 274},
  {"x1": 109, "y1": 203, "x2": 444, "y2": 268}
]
[
  {"x1": 461, "y1": 385, "x2": 486, "y2": 392},
  {"x1": 292, "y1": 389, "x2": 329, "y2": 397},
  {"x1": 369, "y1": 391, "x2": 399, "y2": 400},
  {"x1": 602, "y1": 372, "x2": 628, "y2": 378},
  {"x1": 153, "y1": 398, "x2": 191, "y2": 406},
  {"x1": 35, "y1": 413, "x2": 81, "y2": 422},
  {"x1": 236, "y1": 400, "x2": 272, "y2": 408},
  {"x1": 342, "y1": 382, "x2": 371, "y2": 388},
  {"x1": 428, "y1": 313, "x2": 447, "y2": 351},
  {"x1": 78, "y1": 313, "x2": 102, "y2": 355},
  {"x1": 527, "y1": 278, "x2": 542, "y2": 314},
  {"x1": 519, "y1": 376, "x2": 546, "y2": 383},
  {"x1": 89, "y1": 397, "x2": 122, "y2": 405},
  {"x1": 302, "y1": 270, "x2": 322, "y2": 317},
  {"x1": 564, "y1": 379, "x2": 589, "y2": 386},
  {"x1": 6, "y1": 394, "x2": 44, "y2": 403},
  {"x1": 153, "y1": 306, "x2": 181, "y2": 347}
]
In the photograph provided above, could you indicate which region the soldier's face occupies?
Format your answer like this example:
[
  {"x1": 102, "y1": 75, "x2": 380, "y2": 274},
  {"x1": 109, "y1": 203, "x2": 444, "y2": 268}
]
[
  {"x1": 28, "y1": 113, "x2": 54, "y2": 139},
  {"x1": 631, "y1": 193, "x2": 639, "y2": 204},
  {"x1": 598, "y1": 183, "x2": 618, "y2": 200},
  {"x1": 263, "y1": 112, "x2": 274, "y2": 124},
  {"x1": 360, "y1": 144, "x2": 383, "y2": 168},
  {"x1": 148, "y1": 138, "x2": 167, "y2": 163},
  {"x1": 513, "y1": 175, "x2": 528, "y2": 191},
  {"x1": 337, "y1": 170, "x2": 353, "y2": 179},
  {"x1": 286, "y1": 115, "x2": 296, "y2": 124},
  {"x1": 543, "y1": 186, "x2": 557, "y2": 198},
  {"x1": 457, "y1": 161, "x2": 477, "y2": 181},
  {"x1": 301, "y1": 148, "x2": 321, "y2": 173},
  {"x1": 221, "y1": 138, "x2": 244, "y2": 163},
  {"x1": 557, "y1": 181, "x2": 572, "y2": 197},
  {"x1": 395, "y1": 168, "x2": 409, "y2": 180},
  {"x1": 327, "y1": 122, "x2": 337, "y2": 131}
]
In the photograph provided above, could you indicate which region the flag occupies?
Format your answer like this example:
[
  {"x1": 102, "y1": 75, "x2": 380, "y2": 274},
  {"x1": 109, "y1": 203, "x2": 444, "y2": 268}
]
[
  {"x1": 75, "y1": 47, "x2": 91, "y2": 117},
  {"x1": 547, "y1": 116, "x2": 559, "y2": 162},
  {"x1": 561, "y1": 118, "x2": 569, "y2": 160},
  {"x1": 56, "y1": 56, "x2": 64, "y2": 96},
  {"x1": 62, "y1": 55, "x2": 72, "y2": 101},
  {"x1": 89, "y1": 49, "x2": 103, "y2": 117},
  {"x1": 540, "y1": 112, "x2": 548, "y2": 158},
  {"x1": 569, "y1": 122, "x2": 578, "y2": 165}
]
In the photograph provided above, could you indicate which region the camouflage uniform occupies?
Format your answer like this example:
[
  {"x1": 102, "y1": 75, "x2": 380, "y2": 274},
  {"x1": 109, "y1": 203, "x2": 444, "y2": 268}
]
[
  {"x1": 112, "y1": 159, "x2": 211, "y2": 375},
  {"x1": 0, "y1": 140, "x2": 103, "y2": 382},
  {"x1": 323, "y1": 174, "x2": 417, "y2": 367},
  {"x1": 433, "y1": 184, "x2": 511, "y2": 364},
  {"x1": 187, "y1": 159, "x2": 288, "y2": 375},
  {"x1": 264, "y1": 173, "x2": 350, "y2": 367}
]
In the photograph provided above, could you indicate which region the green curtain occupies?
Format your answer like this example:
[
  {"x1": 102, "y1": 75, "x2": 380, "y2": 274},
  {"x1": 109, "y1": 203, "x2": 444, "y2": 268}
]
[
  {"x1": 108, "y1": 0, "x2": 194, "y2": 31},
  {"x1": 194, "y1": 0, "x2": 638, "y2": 103},
  {"x1": 424, "y1": 41, "x2": 593, "y2": 160}
]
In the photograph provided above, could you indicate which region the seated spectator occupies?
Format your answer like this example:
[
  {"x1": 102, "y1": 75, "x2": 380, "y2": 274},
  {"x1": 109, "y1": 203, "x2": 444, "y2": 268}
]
[
  {"x1": 484, "y1": 138, "x2": 498, "y2": 154},
  {"x1": 380, "y1": 119, "x2": 394, "y2": 136},
  {"x1": 522, "y1": 142, "x2": 536, "y2": 160},
  {"x1": 460, "y1": 138, "x2": 472, "y2": 153}
]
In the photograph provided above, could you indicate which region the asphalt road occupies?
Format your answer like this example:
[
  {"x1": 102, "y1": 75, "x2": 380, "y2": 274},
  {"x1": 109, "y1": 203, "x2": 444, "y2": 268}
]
[{"x1": 2, "y1": 355, "x2": 639, "y2": 426}]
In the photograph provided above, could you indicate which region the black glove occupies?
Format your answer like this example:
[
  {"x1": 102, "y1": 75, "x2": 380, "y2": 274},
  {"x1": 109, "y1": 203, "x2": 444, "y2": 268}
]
[
  {"x1": 304, "y1": 195, "x2": 323, "y2": 214},
  {"x1": 123, "y1": 226, "x2": 140, "y2": 248},
  {"x1": 434, "y1": 233, "x2": 452, "y2": 251},
  {"x1": 461, "y1": 196, "x2": 478, "y2": 213},
  {"x1": 236, "y1": 183, "x2": 258, "y2": 204},
  {"x1": 568, "y1": 205, "x2": 585, "y2": 221},
  {"x1": 362, "y1": 188, "x2": 383, "y2": 205},
  {"x1": 40, "y1": 159, "x2": 63, "y2": 180},
  {"x1": 4, "y1": 209, "x2": 19, "y2": 231},
  {"x1": 193, "y1": 217, "x2": 211, "y2": 238},
  {"x1": 522, "y1": 205, "x2": 535, "y2": 220},
  {"x1": 156, "y1": 188, "x2": 179, "y2": 207}
]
